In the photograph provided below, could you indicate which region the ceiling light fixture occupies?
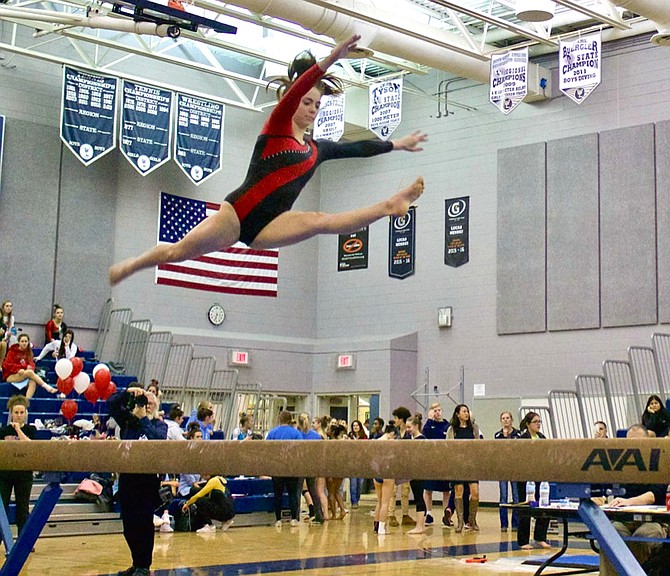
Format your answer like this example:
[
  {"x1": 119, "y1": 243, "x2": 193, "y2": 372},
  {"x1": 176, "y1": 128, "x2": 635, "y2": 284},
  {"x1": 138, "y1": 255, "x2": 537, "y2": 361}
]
[{"x1": 515, "y1": 0, "x2": 555, "y2": 22}]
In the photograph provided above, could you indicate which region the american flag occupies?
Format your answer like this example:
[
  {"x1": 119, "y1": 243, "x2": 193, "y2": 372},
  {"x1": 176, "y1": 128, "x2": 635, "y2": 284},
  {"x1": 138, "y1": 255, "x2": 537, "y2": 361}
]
[{"x1": 155, "y1": 192, "x2": 278, "y2": 297}]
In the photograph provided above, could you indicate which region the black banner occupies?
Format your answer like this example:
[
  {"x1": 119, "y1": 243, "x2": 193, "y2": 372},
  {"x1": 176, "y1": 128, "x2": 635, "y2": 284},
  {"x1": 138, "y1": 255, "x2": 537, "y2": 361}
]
[
  {"x1": 338, "y1": 228, "x2": 368, "y2": 271},
  {"x1": 61, "y1": 67, "x2": 117, "y2": 166},
  {"x1": 388, "y1": 206, "x2": 415, "y2": 279},
  {"x1": 121, "y1": 81, "x2": 172, "y2": 175},
  {"x1": 445, "y1": 197, "x2": 469, "y2": 267},
  {"x1": 175, "y1": 94, "x2": 223, "y2": 186}
]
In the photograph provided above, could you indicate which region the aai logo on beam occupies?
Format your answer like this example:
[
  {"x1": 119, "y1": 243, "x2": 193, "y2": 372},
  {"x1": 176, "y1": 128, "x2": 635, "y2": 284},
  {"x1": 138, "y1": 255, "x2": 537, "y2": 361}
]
[{"x1": 581, "y1": 448, "x2": 661, "y2": 472}]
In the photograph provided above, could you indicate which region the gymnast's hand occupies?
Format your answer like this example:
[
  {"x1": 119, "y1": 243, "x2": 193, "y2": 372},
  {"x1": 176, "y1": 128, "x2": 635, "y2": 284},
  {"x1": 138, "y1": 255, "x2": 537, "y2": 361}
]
[
  {"x1": 319, "y1": 34, "x2": 362, "y2": 70},
  {"x1": 392, "y1": 131, "x2": 428, "y2": 152}
]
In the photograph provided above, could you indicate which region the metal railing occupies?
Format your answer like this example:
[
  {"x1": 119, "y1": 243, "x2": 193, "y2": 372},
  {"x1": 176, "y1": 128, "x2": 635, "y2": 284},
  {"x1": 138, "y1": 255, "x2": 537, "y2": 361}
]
[
  {"x1": 652, "y1": 333, "x2": 670, "y2": 395},
  {"x1": 548, "y1": 390, "x2": 585, "y2": 438},
  {"x1": 628, "y1": 345, "x2": 662, "y2": 403},
  {"x1": 575, "y1": 374, "x2": 615, "y2": 437},
  {"x1": 602, "y1": 359, "x2": 640, "y2": 430}
]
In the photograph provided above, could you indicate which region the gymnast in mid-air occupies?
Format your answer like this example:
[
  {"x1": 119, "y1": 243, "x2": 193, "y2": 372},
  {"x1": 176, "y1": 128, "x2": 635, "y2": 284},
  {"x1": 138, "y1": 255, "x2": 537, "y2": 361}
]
[{"x1": 109, "y1": 34, "x2": 426, "y2": 285}]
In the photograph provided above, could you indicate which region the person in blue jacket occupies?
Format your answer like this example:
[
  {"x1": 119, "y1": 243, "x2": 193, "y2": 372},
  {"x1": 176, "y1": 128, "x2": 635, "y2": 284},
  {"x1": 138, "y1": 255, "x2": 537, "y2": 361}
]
[{"x1": 108, "y1": 385, "x2": 168, "y2": 576}]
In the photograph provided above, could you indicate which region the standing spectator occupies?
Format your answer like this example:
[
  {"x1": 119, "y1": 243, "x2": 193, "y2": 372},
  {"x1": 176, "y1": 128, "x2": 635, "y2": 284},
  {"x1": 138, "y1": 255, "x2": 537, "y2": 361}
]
[
  {"x1": 44, "y1": 304, "x2": 67, "y2": 346},
  {"x1": 388, "y1": 406, "x2": 413, "y2": 528},
  {"x1": 165, "y1": 405, "x2": 186, "y2": 440},
  {"x1": 108, "y1": 386, "x2": 168, "y2": 576},
  {"x1": 641, "y1": 395, "x2": 670, "y2": 438},
  {"x1": 494, "y1": 411, "x2": 520, "y2": 532},
  {"x1": 297, "y1": 412, "x2": 325, "y2": 525},
  {"x1": 0, "y1": 300, "x2": 16, "y2": 365},
  {"x1": 326, "y1": 424, "x2": 349, "y2": 520},
  {"x1": 405, "y1": 413, "x2": 428, "y2": 534},
  {"x1": 2, "y1": 333, "x2": 57, "y2": 399},
  {"x1": 348, "y1": 420, "x2": 367, "y2": 509},
  {"x1": 266, "y1": 410, "x2": 303, "y2": 527},
  {"x1": 421, "y1": 402, "x2": 451, "y2": 527},
  {"x1": 0, "y1": 396, "x2": 36, "y2": 537},
  {"x1": 447, "y1": 404, "x2": 482, "y2": 532},
  {"x1": 516, "y1": 411, "x2": 551, "y2": 550},
  {"x1": 373, "y1": 424, "x2": 398, "y2": 535}
]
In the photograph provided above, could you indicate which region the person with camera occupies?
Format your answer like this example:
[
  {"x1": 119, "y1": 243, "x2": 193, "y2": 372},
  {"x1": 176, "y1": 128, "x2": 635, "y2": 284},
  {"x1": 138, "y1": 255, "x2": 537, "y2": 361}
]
[{"x1": 108, "y1": 385, "x2": 168, "y2": 576}]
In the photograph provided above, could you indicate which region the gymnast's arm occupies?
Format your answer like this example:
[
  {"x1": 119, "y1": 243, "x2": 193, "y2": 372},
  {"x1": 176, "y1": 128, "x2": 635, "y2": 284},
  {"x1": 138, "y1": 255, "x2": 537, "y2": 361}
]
[{"x1": 316, "y1": 130, "x2": 428, "y2": 161}]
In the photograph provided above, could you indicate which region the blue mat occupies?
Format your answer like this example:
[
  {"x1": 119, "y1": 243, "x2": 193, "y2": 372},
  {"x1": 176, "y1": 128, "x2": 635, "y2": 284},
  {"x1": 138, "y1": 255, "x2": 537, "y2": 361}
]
[{"x1": 524, "y1": 554, "x2": 599, "y2": 569}]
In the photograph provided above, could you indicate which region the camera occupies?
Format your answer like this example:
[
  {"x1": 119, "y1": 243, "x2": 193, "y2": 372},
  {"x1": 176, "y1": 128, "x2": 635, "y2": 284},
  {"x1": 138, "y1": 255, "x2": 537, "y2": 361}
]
[{"x1": 126, "y1": 392, "x2": 148, "y2": 410}]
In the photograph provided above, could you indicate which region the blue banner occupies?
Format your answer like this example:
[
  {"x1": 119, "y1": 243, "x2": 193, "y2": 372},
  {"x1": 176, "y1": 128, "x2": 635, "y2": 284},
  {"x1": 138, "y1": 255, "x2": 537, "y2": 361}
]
[
  {"x1": 174, "y1": 94, "x2": 224, "y2": 186},
  {"x1": 388, "y1": 206, "x2": 415, "y2": 279},
  {"x1": 61, "y1": 67, "x2": 117, "y2": 166},
  {"x1": 121, "y1": 81, "x2": 173, "y2": 175}
]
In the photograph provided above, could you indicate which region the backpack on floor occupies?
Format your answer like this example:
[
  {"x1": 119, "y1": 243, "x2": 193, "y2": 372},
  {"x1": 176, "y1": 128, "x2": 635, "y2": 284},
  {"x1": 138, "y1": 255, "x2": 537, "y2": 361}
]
[{"x1": 73, "y1": 478, "x2": 103, "y2": 503}]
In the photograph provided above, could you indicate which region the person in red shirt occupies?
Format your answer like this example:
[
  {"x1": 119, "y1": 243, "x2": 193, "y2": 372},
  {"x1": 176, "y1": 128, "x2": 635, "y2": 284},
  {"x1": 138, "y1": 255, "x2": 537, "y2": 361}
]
[
  {"x1": 44, "y1": 303, "x2": 68, "y2": 346},
  {"x1": 2, "y1": 333, "x2": 57, "y2": 399}
]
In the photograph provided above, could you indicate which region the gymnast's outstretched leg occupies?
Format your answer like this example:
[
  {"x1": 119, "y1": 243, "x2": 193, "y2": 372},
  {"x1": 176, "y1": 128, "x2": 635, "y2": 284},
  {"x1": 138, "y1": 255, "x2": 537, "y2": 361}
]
[
  {"x1": 109, "y1": 202, "x2": 241, "y2": 285},
  {"x1": 250, "y1": 177, "x2": 424, "y2": 249}
]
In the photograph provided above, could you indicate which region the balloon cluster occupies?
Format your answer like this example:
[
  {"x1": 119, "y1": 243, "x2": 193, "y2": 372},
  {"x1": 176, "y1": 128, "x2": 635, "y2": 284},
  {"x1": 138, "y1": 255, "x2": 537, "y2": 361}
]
[{"x1": 56, "y1": 358, "x2": 117, "y2": 420}]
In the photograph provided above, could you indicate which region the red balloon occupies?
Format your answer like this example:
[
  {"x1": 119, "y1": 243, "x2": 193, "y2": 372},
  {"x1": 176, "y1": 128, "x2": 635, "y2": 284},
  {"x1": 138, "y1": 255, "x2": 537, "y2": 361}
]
[
  {"x1": 100, "y1": 381, "x2": 117, "y2": 401},
  {"x1": 61, "y1": 399, "x2": 78, "y2": 421},
  {"x1": 83, "y1": 383, "x2": 99, "y2": 405},
  {"x1": 94, "y1": 368, "x2": 111, "y2": 393},
  {"x1": 70, "y1": 357, "x2": 84, "y2": 378},
  {"x1": 57, "y1": 376, "x2": 75, "y2": 396}
]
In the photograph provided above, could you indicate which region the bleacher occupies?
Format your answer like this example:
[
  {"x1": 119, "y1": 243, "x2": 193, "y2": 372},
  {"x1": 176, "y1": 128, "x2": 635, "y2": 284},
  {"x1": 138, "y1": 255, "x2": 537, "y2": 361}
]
[{"x1": 519, "y1": 332, "x2": 670, "y2": 438}]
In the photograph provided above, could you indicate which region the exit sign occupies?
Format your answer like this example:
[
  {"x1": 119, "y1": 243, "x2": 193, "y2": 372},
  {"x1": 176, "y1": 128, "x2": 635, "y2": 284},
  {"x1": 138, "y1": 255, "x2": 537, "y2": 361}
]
[
  {"x1": 229, "y1": 349, "x2": 250, "y2": 366},
  {"x1": 336, "y1": 354, "x2": 356, "y2": 370}
]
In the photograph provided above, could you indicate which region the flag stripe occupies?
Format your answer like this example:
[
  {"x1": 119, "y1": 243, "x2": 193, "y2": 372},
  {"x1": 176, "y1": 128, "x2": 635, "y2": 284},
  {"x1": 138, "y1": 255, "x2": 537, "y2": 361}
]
[{"x1": 156, "y1": 192, "x2": 278, "y2": 297}]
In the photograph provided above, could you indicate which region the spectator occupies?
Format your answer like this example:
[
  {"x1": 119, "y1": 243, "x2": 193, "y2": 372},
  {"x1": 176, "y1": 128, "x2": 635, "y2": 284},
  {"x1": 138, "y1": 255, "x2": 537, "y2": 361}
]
[
  {"x1": 599, "y1": 423, "x2": 667, "y2": 575},
  {"x1": 44, "y1": 303, "x2": 67, "y2": 346},
  {"x1": 388, "y1": 406, "x2": 413, "y2": 528},
  {"x1": 373, "y1": 424, "x2": 398, "y2": 535},
  {"x1": 186, "y1": 422, "x2": 202, "y2": 440},
  {"x1": 494, "y1": 411, "x2": 520, "y2": 532},
  {"x1": 421, "y1": 402, "x2": 451, "y2": 527},
  {"x1": 266, "y1": 410, "x2": 303, "y2": 527},
  {"x1": 369, "y1": 417, "x2": 385, "y2": 439},
  {"x1": 35, "y1": 329, "x2": 78, "y2": 361},
  {"x1": 108, "y1": 386, "x2": 168, "y2": 576},
  {"x1": 196, "y1": 406, "x2": 215, "y2": 440},
  {"x1": 405, "y1": 413, "x2": 427, "y2": 534},
  {"x1": 326, "y1": 424, "x2": 349, "y2": 520},
  {"x1": 181, "y1": 476, "x2": 235, "y2": 533},
  {"x1": 348, "y1": 420, "x2": 367, "y2": 509},
  {"x1": 232, "y1": 414, "x2": 253, "y2": 440},
  {"x1": 447, "y1": 404, "x2": 482, "y2": 532},
  {"x1": 145, "y1": 381, "x2": 163, "y2": 420},
  {"x1": 0, "y1": 300, "x2": 16, "y2": 365},
  {"x1": 641, "y1": 395, "x2": 670, "y2": 438},
  {"x1": 184, "y1": 400, "x2": 214, "y2": 432},
  {"x1": 165, "y1": 405, "x2": 186, "y2": 440},
  {"x1": 516, "y1": 411, "x2": 551, "y2": 550},
  {"x1": 0, "y1": 395, "x2": 36, "y2": 537},
  {"x1": 593, "y1": 420, "x2": 608, "y2": 438},
  {"x1": 2, "y1": 333, "x2": 57, "y2": 399},
  {"x1": 297, "y1": 412, "x2": 325, "y2": 525}
]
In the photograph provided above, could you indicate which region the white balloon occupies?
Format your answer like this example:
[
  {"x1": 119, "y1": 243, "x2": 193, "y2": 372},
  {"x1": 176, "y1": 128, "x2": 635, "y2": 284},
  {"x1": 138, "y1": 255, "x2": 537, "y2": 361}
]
[
  {"x1": 73, "y1": 372, "x2": 90, "y2": 394},
  {"x1": 92, "y1": 363, "x2": 110, "y2": 377},
  {"x1": 55, "y1": 358, "x2": 73, "y2": 379}
]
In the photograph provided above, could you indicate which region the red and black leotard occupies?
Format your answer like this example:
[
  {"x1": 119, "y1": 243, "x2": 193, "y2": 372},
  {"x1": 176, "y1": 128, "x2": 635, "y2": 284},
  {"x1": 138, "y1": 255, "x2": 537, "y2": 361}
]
[{"x1": 224, "y1": 63, "x2": 393, "y2": 246}]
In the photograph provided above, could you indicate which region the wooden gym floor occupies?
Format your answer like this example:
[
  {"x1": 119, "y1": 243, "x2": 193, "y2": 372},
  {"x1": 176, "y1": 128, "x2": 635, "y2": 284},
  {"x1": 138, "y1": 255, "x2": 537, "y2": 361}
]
[{"x1": 16, "y1": 502, "x2": 597, "y2": 576}]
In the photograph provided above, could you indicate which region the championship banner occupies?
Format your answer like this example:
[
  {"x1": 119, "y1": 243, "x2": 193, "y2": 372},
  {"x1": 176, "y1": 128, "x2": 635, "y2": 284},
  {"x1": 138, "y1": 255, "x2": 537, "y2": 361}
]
[
  {"x1": 61, "y1": 67, "x2": 118, "y2": 166},
  {"x1": 338, "y1": 228, "x2": 368, "y2": 271},
  {"x1": 312, "y1": 94, "x2": 345, "y2": 142},
  {"x1": 490, "y1": 48, "x2": 528, "y2": 115},
  {"x1": 444, "y1": 197, "x2": 469, "y2": 268},
  {"x1": 121, "y1": 81, "x2": 173, "y2": 175},
  {"x1": 0, "y1": 115, "x2": 4, "y2": 188},
  {"x1": 559, "y1": 33, "x2": 601, "y2": 105},
  {"x1": 156, "y1": 192, "x2": 278, "y2": 297},
  {"x1": 175, "y1": 94, "x2": 224, "y2": 186},
  {"x1": 388, "y1": 206, "x2": 415, "y2": 279},
  {"x1": 368, "y1": 77, "x2": 402, "y2": 141}
]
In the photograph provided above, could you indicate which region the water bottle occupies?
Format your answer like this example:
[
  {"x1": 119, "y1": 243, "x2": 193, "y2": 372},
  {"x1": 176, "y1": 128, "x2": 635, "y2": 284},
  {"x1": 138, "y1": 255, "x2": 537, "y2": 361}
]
[
  {"x1": 539, "y1": 482, "x2": 550, "y2": 507},
  {"x1": 525, "y1": 481, "x2": 536, "y2": 503}
]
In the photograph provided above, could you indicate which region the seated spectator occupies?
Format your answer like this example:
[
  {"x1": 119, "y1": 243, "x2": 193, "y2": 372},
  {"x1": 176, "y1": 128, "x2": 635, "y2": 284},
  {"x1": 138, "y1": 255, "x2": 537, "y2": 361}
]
[
  {"x1": 2, "y1": 333, "x2": 57, "y2": 399},
  {"x1": 181, "y1": 476, "x2": 235, "y2": 533},
  {"x1": 184, "y1": 400, "x2": 213, "y2": 429},
  {"x1": 232, "y1": 414, "x2": 253, "y2": 440},
  {"x1": 641, "y1": 395, "x2": 670, "y2": 438},
  {"x1": 599, "y1": 423, "x2": 668, "y2": 576},
  {"x1": 186, "y1": 422, "x2": 203, "y2": 440},
  {"x1": 0, "y1": 300, "x2": 16, "y2": 365},
  {"x1": 165, "y1": 405, "x2": 186, "y2": 440},
  {"x1": 593, "y1": 420, "x2": 608, "y2": 438},
  {"x1": 145, "y1": 380, "x2": 164, "y2": 420},
  {"x1": 195, "y1": 406, "x2": 214, "y2": 440},
  {"x1": 35, "y1": 329, "x2": 78, "y2": 361},
  {"x1": 44, "y1": 304, "x2": 67, "y2": 346}
]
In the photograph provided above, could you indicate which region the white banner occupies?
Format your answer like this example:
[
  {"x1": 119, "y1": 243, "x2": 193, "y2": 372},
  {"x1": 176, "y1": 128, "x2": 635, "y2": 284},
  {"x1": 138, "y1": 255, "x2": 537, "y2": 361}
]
[
  {"x1": 312, "y1": 94, "x2": 345, "y2": 142},
  {"x1": 490, "y1": 48, "x2": 528, "y2": 115},
  {"x1": 368, "y1": 77, "x2": 402, "y2": 141},
  {"x1": 559, "y1": 33, "x2": 601, "y2": 105}
]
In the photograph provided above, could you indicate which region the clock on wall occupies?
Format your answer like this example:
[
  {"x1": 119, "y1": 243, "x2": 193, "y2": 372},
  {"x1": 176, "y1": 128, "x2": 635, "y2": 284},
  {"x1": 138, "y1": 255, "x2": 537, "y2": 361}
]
[{"x1": 208, "y1": 304, "x2": 226, "y2": 326}]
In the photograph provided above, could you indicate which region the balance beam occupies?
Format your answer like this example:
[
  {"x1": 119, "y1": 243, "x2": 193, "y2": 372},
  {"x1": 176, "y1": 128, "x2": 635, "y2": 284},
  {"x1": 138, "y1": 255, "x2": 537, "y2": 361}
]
[{"x1": 1, "y1": 439, "x2": 667, "y2": 483}]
